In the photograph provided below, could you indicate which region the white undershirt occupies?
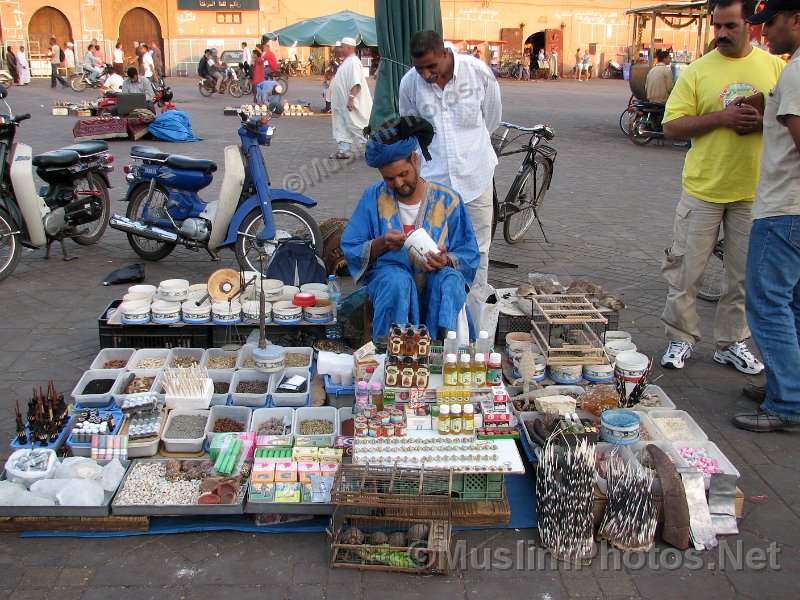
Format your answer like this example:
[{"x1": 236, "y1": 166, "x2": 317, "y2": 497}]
[{"x1": 398, "y1": 201, "x2": 421, "y2": 229}]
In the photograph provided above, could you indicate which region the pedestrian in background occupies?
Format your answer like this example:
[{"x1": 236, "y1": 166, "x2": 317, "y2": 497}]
[
  {"x1": 251, "y1": 48, "x2": 265, "y2": 102},
  {"x1": 329, "y1": 37, "x2": 372, "y2": 159},
  {"x1": 64, "y1": 42, "x2": 76, "y2": 78},
  {"x1": 519, "y1": 52, "x2": 530, "y2": 80},
  {"x1": 17, "y1": 46, "x2": 29, "y2": 85},
  {"x1": 400, "y1": 30, "x2": 501, "y2": 286},
  {"x1": 150, "y1": 41, "x2": 164, "y2": 80},
  {"x1": 5, "y1": 46, "x2": 18, "y2": 85},
  {"x1": 113, "y1": 41, "x2": 124, "y2": 75},
  {"x1": 659, "y1": 0, "x2": 784, "y2": 373},
  {"x1": 48, "y1": 37, "x2": 68, "y2": 88},
  {"x1": 733, "y1": 0, "x2": 800, "y2": 432}
]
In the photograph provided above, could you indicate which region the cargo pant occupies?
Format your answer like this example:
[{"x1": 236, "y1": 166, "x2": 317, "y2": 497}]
[{"x1": 660, "y1": 191, "x2": 752, "y2": 349}]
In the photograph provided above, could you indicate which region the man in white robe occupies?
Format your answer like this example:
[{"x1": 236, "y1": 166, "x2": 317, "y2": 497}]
[
  {"x1": 330, "y1": 36, "x2": 373, "y2": 159},
  {"x1": 17, "y1": 46, "x2": 30, "y2": 84}
]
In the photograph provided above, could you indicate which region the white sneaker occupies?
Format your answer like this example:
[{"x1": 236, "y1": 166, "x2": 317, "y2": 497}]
[
  {"x1": 661, "y1": 340, "x2": 692, "y2": 369},
  {"x1": 714, "y1": 341, "x2": 764, "y2": 375}
]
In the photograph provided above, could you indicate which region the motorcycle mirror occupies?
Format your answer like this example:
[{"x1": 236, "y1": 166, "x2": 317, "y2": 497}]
[{"x1": 0, "y1": 85, "x2": 7, "y2": 99}]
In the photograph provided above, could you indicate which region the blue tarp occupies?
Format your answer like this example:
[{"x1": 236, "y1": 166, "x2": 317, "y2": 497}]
[{"x1": 147, "y1": 110, "x2": 202, "y2": 142}]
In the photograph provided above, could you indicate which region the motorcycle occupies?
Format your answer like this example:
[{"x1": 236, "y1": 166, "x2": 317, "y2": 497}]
[
  {"x1": 109, "y1": 111, "x2": 322, "y2": 274},
  {"x1": 601, "y1": 59, "x2": 624, "y2": 79},
  {"x1": 97, "y1": 83, "x2": 175, "y2": 116},
  {"x1": 199, "y1": 64, "x2": 244, "y2": 97},
  {"x1": 69, "y1": 64, "x2": 114, "y2": 92},
  {"x1": 629, "y1": 101, "x2": 665, "y2": 146},
  {"x1": 0, "y1": 69, "x2": 13, "y2": 87},
  {"x1": 0, "y1": 85, "x2": 113, "y2": 282},
  {"x1": 279, "y1": 58, "x2": 300, "y2": 77}
]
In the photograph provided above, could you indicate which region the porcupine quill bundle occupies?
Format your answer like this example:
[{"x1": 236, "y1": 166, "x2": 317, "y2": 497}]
[
  {"x1": 598, "y1": 457, "x2": 657, "y2": 551},
  {"x1": 615, "y1": 358, "x2": 653, "y2": 408},
  {"x1": 537, "y1": 438, "x2": 596, "y2": 564}
]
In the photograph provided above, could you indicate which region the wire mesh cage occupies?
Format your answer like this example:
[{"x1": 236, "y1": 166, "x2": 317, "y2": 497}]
[
  {"x1": 329, "y1": 508, "x2": 451, "y2": 575},
  {"x1": 526, "y1": 294, "x2": 609, "y2": 365},
  {"x1": 331, "y1": 465, "x2": 452, "y2": 516}
]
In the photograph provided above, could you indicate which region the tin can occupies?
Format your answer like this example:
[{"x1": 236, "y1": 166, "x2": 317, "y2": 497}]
[
  {"x1": 354, "y1": 422, "x2": 368, "y2": 436},
  {"x1": 354, "y1": 416, "x2": 368, "y2": 427},
  {"x1": 394, "y1": 423, "x2": 407, "y2": 437},
  {"x1": 363, "y1": 404, "x2": 378, "y2": 419},
  {"x1": 382, "y1": 424, "x2": 394, "y2": 437},
  {"x1": 376, "y1": 411, "x2": 390, "y2": 424},
  {"x1": 390, "y1": 409, "x2": 404, "y2": 423},
  {"x1": 368, "y1": 422, "x2": 380, "y2": 437}
]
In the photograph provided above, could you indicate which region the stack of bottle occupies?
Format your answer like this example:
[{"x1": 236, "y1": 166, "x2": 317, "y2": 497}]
[{"x1": 384, "y1": 323, "x2": 432, "y2": 389}]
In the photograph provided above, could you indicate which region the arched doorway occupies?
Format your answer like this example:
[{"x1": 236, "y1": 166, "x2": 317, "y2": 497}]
[
  {"x1": 118, "y1": 8, "x2": 163, "y2": 72},
  {"x1": 525, "y1": 30, "x2": 563, "y2": 77},
  {"x1": 28, "y1": 7, "x2": 72, "y2": 58}
]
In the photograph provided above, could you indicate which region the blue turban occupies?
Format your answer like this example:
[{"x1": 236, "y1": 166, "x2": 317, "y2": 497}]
[
  {"x1": 365, "y1": 132, "x2": 418, "y2": 168},
  {"x1": 364, "y1": 116, "x2": 435, "y2": 169}
]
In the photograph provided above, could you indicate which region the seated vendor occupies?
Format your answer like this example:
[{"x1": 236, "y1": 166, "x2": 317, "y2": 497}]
[
  {"x1": 121, "y1": 67, "x2": 155, "y2": 113},
  {"x1": 341, "y1": 116, "x2": 479, "y2": 341}
]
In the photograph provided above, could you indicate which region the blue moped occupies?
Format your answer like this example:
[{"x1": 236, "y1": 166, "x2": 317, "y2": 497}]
[{"x1": 110, "y1": 111, "x2": 321, "y2": 273}]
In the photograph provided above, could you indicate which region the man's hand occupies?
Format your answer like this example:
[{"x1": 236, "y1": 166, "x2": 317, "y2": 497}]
[
  {"x1": 347, "y1": 96, "x2": 355, "y2": 111},
  {"x1": 383, "y1": 230, "x2": 406, "y2": 250},
  {"x1": 416, "y1": 245, "x2": 449, "y2": 273},
  {"x1": 718, "y1": 99, "x2": 761, "y2": 135}
]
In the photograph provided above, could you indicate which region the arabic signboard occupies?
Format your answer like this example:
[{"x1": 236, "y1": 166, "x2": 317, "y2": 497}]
[{"x1": 177, "y1": 0, "x2": 259, "y2": 10}]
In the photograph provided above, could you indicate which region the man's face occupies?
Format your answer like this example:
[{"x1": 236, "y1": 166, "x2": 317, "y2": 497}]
[
  {"x1": 130, "y1": 73, "x2": 139, "y2": 83},
  {"x1": 379, "y1": 155, "x2": 420, "y2": 198},
  {"x1": 411, "y1": 48, "x2": 448, "y2": 84},
  {"x1": 713, "y1": 3, "x2": 752, "y2": 57},
  {"x1": 760, "y1": 11, "x2": 800, "y2": 55}
]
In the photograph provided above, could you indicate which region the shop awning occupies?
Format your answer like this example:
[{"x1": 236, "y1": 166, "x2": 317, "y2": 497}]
[
  {"x1": 270, "y1": 10, "x2": 377, "y2": 47},
  {"x1": 624, "y1": 1, "x2": 708, "y2": 17}
]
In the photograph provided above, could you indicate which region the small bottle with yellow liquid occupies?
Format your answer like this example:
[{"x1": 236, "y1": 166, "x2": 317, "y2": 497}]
[
  {"x1": 458, "y1": 354, "x2": 472, "y2": 387},
  {"x1": 443, "y1": 353, "x2": 458, "y2": 387},
  {"x1": 473, "y1": 353, "x2": 487, "y2": 387}
]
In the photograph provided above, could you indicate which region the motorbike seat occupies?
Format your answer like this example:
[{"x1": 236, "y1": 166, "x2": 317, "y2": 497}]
[
  {"x1": 62, "y1": 141, "x2": 109, "y2": 157},
  {"x1": 166, "y1": 155, "x2": 217, "y2": 172},
  {"x1": 32, "y1": 150, "x2": 81, "y2": 168},
  {"x1": 130, "y1": 145, "x2": 170, "y2": 162}
]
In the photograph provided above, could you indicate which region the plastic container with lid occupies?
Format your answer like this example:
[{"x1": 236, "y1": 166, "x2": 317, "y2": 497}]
[
  {"x1": 600, "y1": 409, "x2": 641, "y2": 445},
  {"x1": 252, "y1": 344, "x2": 286, "y2": 373},
  {"x1": 212, "y1": 300, "x2": 242, "y2": 325},
  {"x1": 292, "y1": 292, "x2": 317, "y2": 307},
  {"x1": 272, "y1": 300, "x2": 302, "y2": 324},
  {"x1": 615, "y1": 351, "x2": 650, "y2": 382}
]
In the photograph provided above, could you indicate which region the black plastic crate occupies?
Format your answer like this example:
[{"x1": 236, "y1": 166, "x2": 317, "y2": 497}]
[{"x1": 99, "y1": 300, "x2": 212, "y2": 349}]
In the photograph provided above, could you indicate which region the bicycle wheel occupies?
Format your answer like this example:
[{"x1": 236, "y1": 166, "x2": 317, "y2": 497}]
[
  {"x1": 698, "y1": 240, "x2": 724, "y2": 302},
  {"x1": 491, "y1": 180, "x2": 499, "y2": 240},
  {"x1": 275, "y1": 77, "x2": 289, "y2": 94},
  {"x1": 503, "y1": 155, "x2": 552, "y2": 244},
  {"x1": 239, "y1": 78, "x2": 252, "y2": 95},
  {"x1": 229, "y1": 80, "x2": 244, "y2": 98},
  {"x1": 620, "y1": 106, "x2": 635, "y2": 135}
]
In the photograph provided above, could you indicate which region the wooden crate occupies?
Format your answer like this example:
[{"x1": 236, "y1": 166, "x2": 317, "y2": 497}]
[
  {"x1": 0, "y1": 515, "x2": 149, "y2": 532},
  {"x1": 528, "y1": 294, "x2": 608, "y2": 366}
]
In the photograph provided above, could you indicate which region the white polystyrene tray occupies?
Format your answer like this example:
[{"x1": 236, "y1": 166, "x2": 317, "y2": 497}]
[
  {"x1": 72, "y1": 369, "x2": 124, "y2": 407},
  {"x1": 671, "y1": 440, "x2": 740, "y2": 489},
  {"x1": 649, "y1": 410, "x2": 708, "y2": 442},
  {"x1": 634, "y1": 385, "x2": 677, "y2": 411}
]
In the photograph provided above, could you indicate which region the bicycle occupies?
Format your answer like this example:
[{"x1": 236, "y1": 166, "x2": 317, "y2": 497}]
[
  {"x1": 490, "y1": 121, "x2": 557, "y2": 244},
  {"x1": 698, "y1": 237, "x2": 725, "y2": 302}
]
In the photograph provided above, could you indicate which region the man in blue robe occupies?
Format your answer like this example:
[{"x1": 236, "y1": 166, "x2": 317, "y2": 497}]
[{"x1": 341, "y1": 117, "x2": 480, "y2": 340}]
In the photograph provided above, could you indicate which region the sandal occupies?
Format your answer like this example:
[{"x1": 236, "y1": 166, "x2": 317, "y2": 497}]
[{"x1": 330, "y1": 152, "x2": 350, "y2": 159}]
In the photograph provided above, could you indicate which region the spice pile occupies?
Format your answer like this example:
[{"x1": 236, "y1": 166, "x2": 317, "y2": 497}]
[
  {"x1": 136, "y1": 358, "x2": 165, "y2": 369},
  {"x1": 212, "y1": 417, "x2": 245, "y2": 433},
  {"x1": 164, "y1": 414, "x2": 208, "y2": 439},
  {"x1": 206, "y1": 355, "x2": 237, "y2": 369},
  {"x1": 299, "y1": 419, "x2": 334, "y2": 435}
]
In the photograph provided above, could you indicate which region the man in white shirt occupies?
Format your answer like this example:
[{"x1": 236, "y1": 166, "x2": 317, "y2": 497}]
[
  {"x1": 241, "y1": 41, "x2": 252, "y2": 77},
  {"x1": 399, "y1": 30, "x2": 502, "y2": 286},
  {"x1": 140, "y1": 44, "x2": 159, "y2": 84},
  {"x1": 330, "y1": 37, "x2": 373, "y2": 159},
  {"x1": 64, "y1": 42, "x2": 76, "y2": 78},
  {"x1": 101, "y1": 71, "x2": 124, "y2": 94}
]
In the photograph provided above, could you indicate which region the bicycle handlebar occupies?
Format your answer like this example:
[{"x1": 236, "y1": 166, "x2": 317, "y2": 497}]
[
  {"x1": 499, "y1": 121, "x2": 553, "y2": 136},
  {"x1": 13, "y1": 114, "x2": 31, "y2": 123}
]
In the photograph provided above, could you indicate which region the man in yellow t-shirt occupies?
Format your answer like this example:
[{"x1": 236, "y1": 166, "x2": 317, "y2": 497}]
[{"x1": 659, "y1": 0, "x2": 785, "y2": 374}]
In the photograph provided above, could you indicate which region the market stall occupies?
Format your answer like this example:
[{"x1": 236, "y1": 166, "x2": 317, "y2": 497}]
[{"x1": 1, "y1": 269, "x2": 743, "y2": 572}]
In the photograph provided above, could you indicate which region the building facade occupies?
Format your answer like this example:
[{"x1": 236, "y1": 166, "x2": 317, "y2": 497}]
[{"x1": 1, "y1": 1, "x2": 703, "y2": 77}]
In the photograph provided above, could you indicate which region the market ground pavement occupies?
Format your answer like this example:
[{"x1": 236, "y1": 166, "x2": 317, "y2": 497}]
[{"x1": 0, "y1": 76, "x2": 797, "y2": 600}]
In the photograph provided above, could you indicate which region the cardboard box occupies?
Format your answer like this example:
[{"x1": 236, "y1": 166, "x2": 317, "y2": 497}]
[
  {"x1": 319, "y1": 462, "x2": 339, "y2": 475},
  {"x1": 255, "y1": 434, "x2": 293, "y2": 448},
  {"x1": 317, "y1": 448, "x2": 343, "y2": 463},
  {"x1": 292, "y1": 447, "x2": 319, "y2": 462},
  {"x1": 297, "y1": 462, "x2": 321, "y2": 483},
  {"x1": 275, "y1": 462, "x2": 298, "y2": 482},
  {"x1": 406, "y1": 406, "x2": 432, "y2": 430},
  {"x1": 250, "y1": 459, "x2": 276, "y2": 483},
  {"x1": 249, "y1": 482, "x2": 275, "y2": 502},
  {"x1": 274, "y1": 481, "x2": 302, "y2": 503}
]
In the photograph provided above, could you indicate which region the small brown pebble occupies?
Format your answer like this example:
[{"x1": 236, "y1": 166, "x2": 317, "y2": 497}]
[
  {"x1": 102, "y1": 359, "x2": 127, "y2": 369},
  {"x1": 285, "y1": 352, "x2": 310, "y2": 367},
  {"x1": 171, "y1": 355, "x2": 200, "y2": 368},
  {"x1": 236, "y1": 380, "x2": 269, "y2": 394},
  {"x1": 213, "y1": 417, "x2": 245, "y2": 433}
]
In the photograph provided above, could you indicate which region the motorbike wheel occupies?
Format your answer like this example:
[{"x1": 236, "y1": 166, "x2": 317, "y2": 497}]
[
  {"x1": 229, "y1": 80, "x2": 245, "y2": 98},
  {"x1": 70, "y1": 75, "x2": 87, "y2": 92},
  {"x1": 72, "y1": 172, "x2": 110, "y2": 245},
  {"x1": 0, "y1": 206, "x2": 21, "y2": 283},
  {"x1": 274, "y1": 77, "x2": 289, "y2": 94},
  {"x1": 125, "y1": 184, "x2": 177, "y2": 261},
  {"x1": 629, "y1": 116, "x2": 654, "y2": 146},
  {"x1": 239, "y1": 78, "x2": 252, "y2": 95},
  {"x1": 619, "y1": 107, "x2": 636, "y2": 136},
  {"x1": 235, "y1": 201, "x2": 323, "y2": 276},
  {"x1": 602, "y1": 68, "x2": 612, "y2": 79},
  {"x1": 199, "y1": 82, "x2": 213, "y2": 97}
]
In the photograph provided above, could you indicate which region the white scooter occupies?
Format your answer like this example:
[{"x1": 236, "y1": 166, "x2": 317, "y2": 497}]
[{"x1": 0, "y1": 85, "x2": 113, "y2": 282}]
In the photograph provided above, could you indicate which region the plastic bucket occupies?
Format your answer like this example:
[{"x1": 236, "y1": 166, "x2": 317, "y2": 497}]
[{"x1": 615, "y1": 351, "x2": 649, "y2": 382}]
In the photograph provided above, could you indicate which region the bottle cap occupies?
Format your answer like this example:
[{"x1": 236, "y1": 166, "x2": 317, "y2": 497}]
[
  {"x1": 460, "y1": 354, "x2": 471, "y2": 363},
  {"x1": 328, "y1": 274, "x2": 335, "y2": 280},
  {"x1": 356, "y1": 381, "x2": 368, "y2": 391},
  {"x1": 369, "y1": 382, "x2": 382, "y2": 392},
  {"x1": 439, "y1": 404, "x2": 450, "y2": 415},
  {"x1": 490, "y1": 352, "x2": 502, "y2": 363},
  {"x1": 451, "y1": 404, "x2": 462, "y2": 415},
  {"x1": 446, "y1": 331, "x2": 457, "y2": 340},
  {"x1": 463, "y1": 404, "x2": 474, "y2": 414},
  {"x1": 446, "y1": 353, "x2": 457, "y2": 362},
  {"x1": 474, "y1": 353, "x2": 484, "y2": 362}
]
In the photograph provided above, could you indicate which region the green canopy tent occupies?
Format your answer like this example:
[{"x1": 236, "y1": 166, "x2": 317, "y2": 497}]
[
  {"x1": 369, "y1": 0, "x2": 443, "y2": 130},
  {"x1": 270, "y1": 10, "x2": 377, "y2": 47}
]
